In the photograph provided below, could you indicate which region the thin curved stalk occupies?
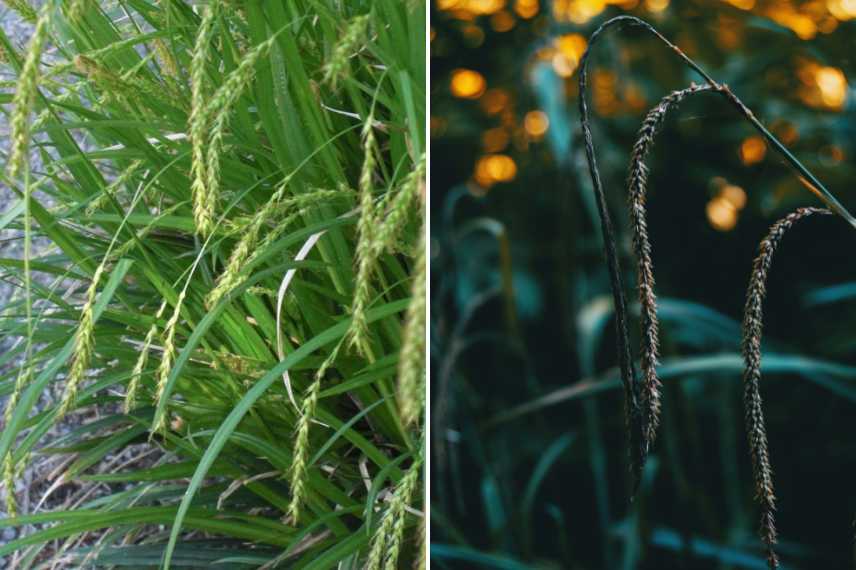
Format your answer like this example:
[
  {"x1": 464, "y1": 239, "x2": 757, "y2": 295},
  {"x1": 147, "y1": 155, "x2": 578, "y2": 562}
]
[
  {"x1": 742, "y1": 207, "x2": 831, "y2": 569},
  {"x1": 578, "y1": 14, "x2": 856, "y2": 492},
  {"x1": 578, "y1": 18, "x2": 644, "y2": 492},
  {"x1": 581, "y1": 15, "x2": 856, "y2": 226}
]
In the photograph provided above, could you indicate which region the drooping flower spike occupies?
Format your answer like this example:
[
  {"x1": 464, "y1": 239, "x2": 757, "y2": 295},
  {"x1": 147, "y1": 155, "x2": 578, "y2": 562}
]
[{"x1": 741, "y1": 207, "x2": 832, "y2": 569}]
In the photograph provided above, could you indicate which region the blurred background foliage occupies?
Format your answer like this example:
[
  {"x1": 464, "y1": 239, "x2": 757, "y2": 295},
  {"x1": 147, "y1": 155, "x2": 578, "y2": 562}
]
[{"x1": 430, "y1": 0, "x2": 856, "y2": 568}]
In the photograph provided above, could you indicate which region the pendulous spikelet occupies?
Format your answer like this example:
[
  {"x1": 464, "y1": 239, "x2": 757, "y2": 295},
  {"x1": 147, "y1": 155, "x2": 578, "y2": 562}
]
[
  {"x1": 206, "y1": 184, "x2": 351, "y2": 308},
  {"x1": 152, "y1": 289, "x2": 188, "y2": 433},
  {"x1": 287, "y1": 343, "x2": 342, "y2": 525},
  {"x1": 348, "y1": 111, "x2": 380, "y2": 355},
  {"x1": 74, "y1": 55, "x2": 164, "y2": 112},
  {"x1": 125, "y1": 300, "x2": 168, "y2": 414},
  {"x1": 2, "y1": 367, "x2": 32, "y2": 516},
  {"x1": 397, "y1": 221, "x2": 426, "y2": 426},
  {"x1": 58, "y1": 263, "x2": 107, "y2": 419},
  {"x1": 417, "y1": 516, "x2": 427, "y2": 570},
  {"x1": 153, "y1": 37, "x2": 179, "y2": 80},
  {"x1": 2, "y1": 0, "x2": 36, "y2": 23},
  {"x1": 7, "y1": 3, "x2": 51, "y2": 180},
  {"x1": 188, "y1": 0, "x2": 222, "y2": 236},
  {"x1": 1, "y1": 3, "x2": 50, "y2": 503},
  {"x1": 206, "y1": 179, "x2": 290, "y2": 307},
  {"x1": 742, "y1": 207, "x2": 831, "y2": 570},
  {"x1": 254, "y1": 186, "x2": 353, "y2": 228},
  {"x1": 366, "y1": 451, "x2": 423, "y2": 570},
  {"x1": 85, "y1": 159, "x2": 144, "y2": 216},
  {"x1": 372, "y1": 156, "x2": 426, "y2": 252},
  {"x1": 349, "y1": 154, "x2": 426, "y2": 356},
  {"x1": 381, "y1": 457, "x2": 422, "y2": 570},
  {"x1": 323, "y1": 14, "x2": 370, "y2": 89},
  {"x1": 202, "y1": 34, "x2": 280, "y2": 231},
  {"x1": 627, "y1": 84, "x2": 711, "y2": 462}
]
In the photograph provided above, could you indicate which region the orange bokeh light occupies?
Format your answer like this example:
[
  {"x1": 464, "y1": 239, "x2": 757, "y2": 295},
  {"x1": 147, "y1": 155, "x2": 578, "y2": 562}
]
[
  {"x1": 797, "y1": 61, "x2": 847, "y2": 110},
  {"x1": 450, "y1": 68, "x2": 487, "y2": 99},
  {"x1": 554, "y1": 0, "x2": 607, "y2": 24},
  {"x1": 740, "y1": 136, "x2": 767, "y2": 165},
  {"x1": 515, "y1": 0, "x2": 540, "y2": 18},
  {"x1": 816, "y1": 66, "x2": 847, "y2": 108},
  {"x1": 645, "y1": 0, "x2": 669, "y2": 12},
  {"x1": 490, "y1": 10, "x2": 517, "y2": 31},
  {"x1": 706, "y1": 197, "x2": 738, "y2": 231},
  {"x1": 524, "y1": 110, "x2": 550, "y2": 138},
  {"x1": 720, "y1": 184, "x2": 747, "y2": 210},
  {"x1": 475, "y1": 154, "x2": 518, "y2": 186},
  {"x1": 482, "y1": 127, "x2": 511, "y2": 152},
  {"x1": 481, "y1": 88, "x2": 511, "y2": 114},
  {"x1": 724, "y1": 0, "x2": 754, "y2": 9}
]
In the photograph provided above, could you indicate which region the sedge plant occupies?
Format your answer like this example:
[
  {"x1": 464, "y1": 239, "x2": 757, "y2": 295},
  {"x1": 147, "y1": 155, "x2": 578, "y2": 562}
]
[
  {"x1": 0, "y1": 0, "x2": 426, "y2": 568},
  {"x1": 578, "y1": 14, "x2": 855, "y2": 565},
  {"x1": 579, "y1": 14, "x2": 856, "y2": 493}
]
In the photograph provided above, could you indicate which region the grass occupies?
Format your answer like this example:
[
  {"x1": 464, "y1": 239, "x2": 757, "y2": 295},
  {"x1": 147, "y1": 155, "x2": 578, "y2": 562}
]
[
  {"x1": 431, "y1": 7, "x2": 856, "y2": 569},
  {"x1": 0, "y1": 0, "x2": 425, "y2": 568},
  {"x1": 579, "y1": 17, "x2": 853, "y2": 567},
  {"x1": 578, "y1": 15, "x2": 856, "y2": 493}
]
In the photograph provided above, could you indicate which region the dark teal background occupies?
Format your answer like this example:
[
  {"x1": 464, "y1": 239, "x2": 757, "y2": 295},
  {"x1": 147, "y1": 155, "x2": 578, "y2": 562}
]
[{"x1": 430, "y1": 1, "x2": 856, "y2": 568}]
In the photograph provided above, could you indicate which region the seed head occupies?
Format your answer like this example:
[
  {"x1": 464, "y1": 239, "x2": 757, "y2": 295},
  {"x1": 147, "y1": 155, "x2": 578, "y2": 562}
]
[
  {"x1": 2, "y1": 366, "x2": 33, "y2": 516},
  {"x1": 349, "y1": 155, "x2": 425, "y2": 356},
  {"x1": 7, "y1": 4, "x2": 51, "y2": 180},
  {"x1": 125, "y1": 300, "x2": 168, "y2": 414},
  {"x1": 59, "y1": 263, "x2": 107, "y2": 419},
  {"x1": 349, "y1": 113, "x2": 380, "y2": 355},
  {"x1": 366, "y1": 452, "x2": 423, "y2": 570},
  {"x1": 323, "y1": 14, "x2": 370, "y2": 89},
  {"x1": 189, "y1": 0, "x2": 222, "y2": 236},
  {"x1": 152, "y1": 289, "x2": 188, "y2": 433},
  {"x1": 2, "y1": 0, "x2": 37, "y2": 23},
  {"x1": 627, "y1": 84, "x2": 711, "y2": 463},
  {"x1": 287, "y1": 344, "x2": 341, "y2": 525},
  {"x1": 397, "y1": 222, "x2": 426, "y2": 426},
  {"x1": 741, "y1": 207, "x2": 831, "y2": 569}
]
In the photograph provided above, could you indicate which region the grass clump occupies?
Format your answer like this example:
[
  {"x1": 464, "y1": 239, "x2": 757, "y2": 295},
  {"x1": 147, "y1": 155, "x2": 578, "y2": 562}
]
[
  {"x1": 579, "y1": 14, "x2": 856, "y2": 493},
  {"x1": 0, "y1": 0, "x2": 426, "y2": 567}
]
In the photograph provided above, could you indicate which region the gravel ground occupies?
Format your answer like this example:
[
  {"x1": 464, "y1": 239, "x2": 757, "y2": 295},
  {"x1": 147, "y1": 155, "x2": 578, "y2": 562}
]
[
  {"x1": 1, "y1": 7, "x2": 163, "y2": 567},
  {"x1": 0, "y1": 5, "x2": 35, "y2": 309},
  {"x1": 1, "y1": 8, "x2": 60, "y2": 566}
]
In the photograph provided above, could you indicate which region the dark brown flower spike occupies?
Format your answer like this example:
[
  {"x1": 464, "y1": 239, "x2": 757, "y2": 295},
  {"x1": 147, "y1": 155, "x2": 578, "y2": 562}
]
[
  {"x1": 627, "y1": 84, "x2": 712, "y2": 459},
  {"x1": 742, "y1": 207, "x2": 832, "y2": 569},
  {"x1": 579, "y1": 15, "x2": 856, "y2": 494}
]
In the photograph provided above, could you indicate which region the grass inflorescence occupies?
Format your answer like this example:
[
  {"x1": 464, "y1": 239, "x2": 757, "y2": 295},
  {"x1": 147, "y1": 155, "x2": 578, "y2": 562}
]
[
  {"x1": 398, "y1": 221, "x2": 427, "y2": 426},
  {"x1": 366, "y1": 446, "x2": 424, "y2": 570},
  {"x1": 323, "y1": 14, "x2": 372, "y2": 90},
  {"x1": 349, "y1": 152, "x2": 426, "y2": 357},
  {"x1": 58, "y1": 263, "x2": 106, "y2": 419},
  {"x1": 627, "y1": 83, "x2": 712, "y2": 462},
  {"x1": 6, "y1": 1, "x2": 51, "y2": 181},
  {"x1": 579, "y1": 14, "x2": 856, "y2": 495},
  {"x1": 0, "y1": 1, "x2": 426, "y2": 567},
  {"x1": 188, "y1": 0, "x2": 222, "y2": 237},
  {"x1": 741, "y1": 207, "x2": 832, "y2": 569},
  {"x1": 2, "y1": 0, "x2": 36, "y2": 23}
]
